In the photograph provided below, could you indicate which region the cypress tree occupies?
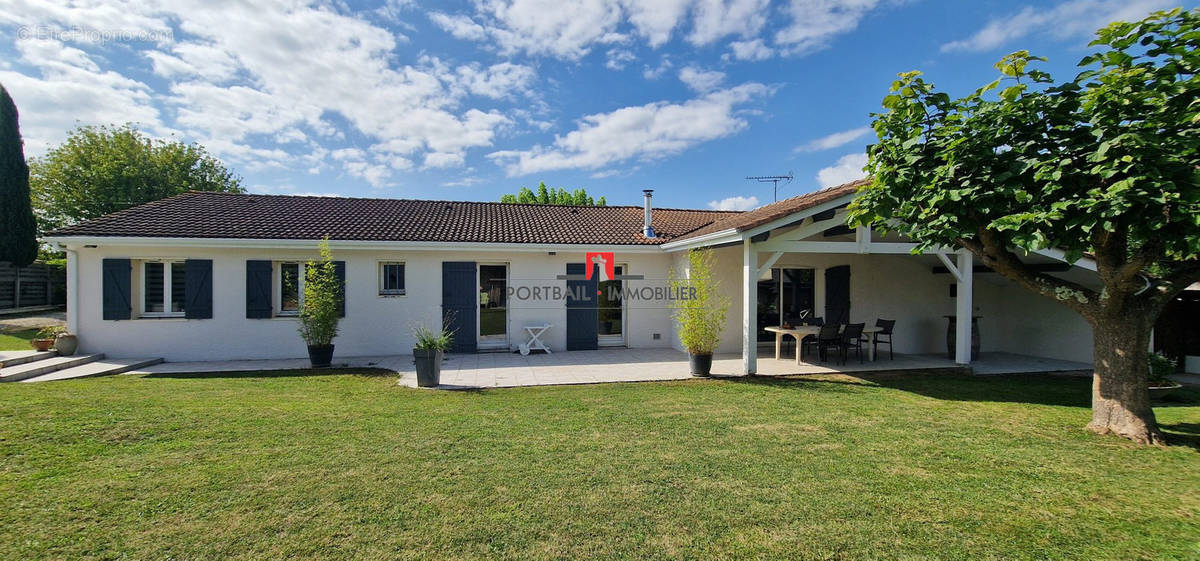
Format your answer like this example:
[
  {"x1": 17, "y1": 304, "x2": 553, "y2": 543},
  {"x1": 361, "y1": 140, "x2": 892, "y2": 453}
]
[{"x1": 0, "y1": 83, "x2": 38, "y2": 266}]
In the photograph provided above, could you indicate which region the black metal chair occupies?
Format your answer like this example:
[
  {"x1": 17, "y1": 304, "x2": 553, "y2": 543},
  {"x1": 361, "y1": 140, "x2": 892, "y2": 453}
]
[
  {"x1": 839, "y1": 323, "x2": 866, "y2": 364},
  {"x1": 800, "y1": 317, "x2": 824, "y2": 358},
  {"x1": 815, "y1": 324, "x2": 842, "y2": 363},
  {"x1": 873, "y1": 319, "x2": 895, "y2": 360}
]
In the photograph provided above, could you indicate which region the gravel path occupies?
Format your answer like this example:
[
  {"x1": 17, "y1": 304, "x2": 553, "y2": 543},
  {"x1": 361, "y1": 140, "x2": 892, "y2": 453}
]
[{"x1": 0, "y1": 311, "x2": 66, "y2": 333}]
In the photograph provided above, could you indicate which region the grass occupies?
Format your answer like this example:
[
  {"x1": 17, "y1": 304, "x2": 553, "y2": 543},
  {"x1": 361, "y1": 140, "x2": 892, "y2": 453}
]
[
  {"x1": 1, "y1": 370, "x2": 1198, "y2": 560},
  {"x1": 0, "y1": 328, "x2": 38, "y2": 351}
]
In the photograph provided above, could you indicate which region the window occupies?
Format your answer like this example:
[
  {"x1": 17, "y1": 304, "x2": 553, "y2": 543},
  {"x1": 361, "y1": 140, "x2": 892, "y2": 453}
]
[
  {"x1": 141, "y1": 260, "x2": 186, "y2": 317},
  {"x1": 278, "y1": 262, "x2": 303, "y2": 315},
  {"x1": 379, "y1": 262, "x2": 405, "y2": 296}
]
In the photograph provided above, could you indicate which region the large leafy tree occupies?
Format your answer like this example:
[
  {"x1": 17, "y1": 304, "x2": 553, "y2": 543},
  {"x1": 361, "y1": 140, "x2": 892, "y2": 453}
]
[
  {"x1": 849, "y1": 9, "x2": 1199, "y2": 445},
  {"x1": 0, "y1": 83, "x2": 38, "y2": 266},
  {"x1": 31, "y1": 124, "x2": 243, "y2": 231},
  {"x1": 500, "y1": 181, "x2": 607, "y2": 205}
]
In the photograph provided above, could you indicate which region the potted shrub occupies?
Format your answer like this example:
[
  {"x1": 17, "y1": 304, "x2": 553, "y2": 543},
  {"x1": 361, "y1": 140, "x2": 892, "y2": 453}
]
[
  {"x1": 1147, "y1": 352, "x2": 1183, "y2": 400},
  {"x1": 298, "y1": 239, "x2": 342, "y2": 367},
  {"x1": 30, "y1": 326, "x2": 63, "y2": 352},
  {"x1": 412, "y1": 323, "x2": 453, "y2": 387},
  {"x1": 669, "y1": 248, "x2": 730, "y2": 376},
  {"x1": 54, "y1": 330, "x2": 78, "y2": 356}
]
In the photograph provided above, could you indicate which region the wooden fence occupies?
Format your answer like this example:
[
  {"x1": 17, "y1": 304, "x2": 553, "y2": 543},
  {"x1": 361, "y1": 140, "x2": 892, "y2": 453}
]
[{"x1": 0, "y1": 261, "x2": 66, "y2": 310}]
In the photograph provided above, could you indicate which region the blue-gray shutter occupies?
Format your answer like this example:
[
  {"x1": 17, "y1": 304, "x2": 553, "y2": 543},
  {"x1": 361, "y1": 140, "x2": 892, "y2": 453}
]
[
  {"x1": 334, "y1": 261, "x2": 346, "y2": 318},
  {"x1": 442, "y1": 261, "x2": 477, "y2": 353},
  {"x1": 566, "y1": 262, "x2": 598, "y2": 350},
  {"x1": 102, "y1": 258, "x2": 132, "y2": 320},
  {"x1": 184, "y1": 259, "x2": 213, "y2": 319},
  {"x1": 246, "y1": 260, "x2": 273, "y2": 318}
]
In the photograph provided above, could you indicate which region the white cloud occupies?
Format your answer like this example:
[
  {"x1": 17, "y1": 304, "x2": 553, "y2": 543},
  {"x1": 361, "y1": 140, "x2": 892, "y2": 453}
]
[
  {"x1": 678, "y1": 66, "x2": 725, "y2": 92},
  {"x1": 0, "y1": 38, "x2": 166, "y2": 154},
  {"x1": 436, "y1": 0, "x2": 884, "y2": 62},
  {"x1": 620, "y1": 0, "x2": 691, "y2": 46},
  {"x1": 816, "y1": 152, "x2": 868, "y2": 188},
  {"x1": 605, "y1": 48, "x2": 637, "y2": 70},
  {"x1": 794, "y1": 126, "x2": 871, "y2": 153},
  {"x1": 642, "y1": 57, "x2": 674, "y2": 79},
  {"x1": 941, "y1": 0, "x2": 1172, "y2": 53},
  {"x1": 728, "y1": 38, "x2": 773, "y2": 61},
  {"x1": 708, "y1": 195, "x2": 760, "y2": 210},
  {"x1": 474, "y1": 0, "x2": 626, "y2": 59},
  {"x1": 775, "y1": 0, "x2": 879, "y2": 56},
  {"x1": 428, "y1": 12, "x2": 488, "y2": 41},
  {"x1": 3, "y1": 0, "x2": 526, "y2": 187},
  {"x1": 489, "y1": 82, "x2": 772, "y2": 175}
]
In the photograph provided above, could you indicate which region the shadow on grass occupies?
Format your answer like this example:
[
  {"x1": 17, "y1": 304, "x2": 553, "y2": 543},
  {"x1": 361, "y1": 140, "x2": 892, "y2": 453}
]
[
  {"x1": 736, "y1": 371, "x2": 1095, "y2": 408},
  {"x1": 143, "y1": 367, "x2": 397, "y2": 380}
]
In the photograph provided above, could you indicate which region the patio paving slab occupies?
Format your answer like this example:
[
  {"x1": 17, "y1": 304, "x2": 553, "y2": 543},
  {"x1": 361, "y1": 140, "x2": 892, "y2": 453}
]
[{"x1": 125, "y1": 348, "x2": 1092, "y2": 390}]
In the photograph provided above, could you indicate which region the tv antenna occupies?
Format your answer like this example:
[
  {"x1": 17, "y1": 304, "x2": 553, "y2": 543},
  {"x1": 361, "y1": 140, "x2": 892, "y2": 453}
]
[{"x1": 745, "y1": 173, "x2": 793, "y2": 202}]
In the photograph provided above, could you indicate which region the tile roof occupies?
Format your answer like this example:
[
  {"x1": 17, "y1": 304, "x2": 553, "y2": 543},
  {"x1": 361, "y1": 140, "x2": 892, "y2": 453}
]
[
  {"x1": 45, "y1": 191, "x2": 742, "y2": 246},
  {"x1": 668, "y1": 179, "x2": 867, "y2": 243}
]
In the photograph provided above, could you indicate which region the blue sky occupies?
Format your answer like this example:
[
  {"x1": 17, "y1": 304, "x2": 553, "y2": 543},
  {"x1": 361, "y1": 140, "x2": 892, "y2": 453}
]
[{"x1": 0, "y1": 0, "x2": 1182, "y2": 209}]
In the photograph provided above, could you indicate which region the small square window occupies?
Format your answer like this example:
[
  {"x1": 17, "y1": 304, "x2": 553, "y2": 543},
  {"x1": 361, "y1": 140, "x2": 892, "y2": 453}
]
[
  {"x1": 141, "y1": 260, "x2": 186, "y2": 317},
  {"x1": 379, "y1": 262, "x2": 405, "y2": 296}
]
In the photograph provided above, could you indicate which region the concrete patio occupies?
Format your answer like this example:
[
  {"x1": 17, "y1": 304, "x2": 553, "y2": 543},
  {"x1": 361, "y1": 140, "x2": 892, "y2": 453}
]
[{"x1": 126, "y1": 348, "x2": 1093, "y2": 389}]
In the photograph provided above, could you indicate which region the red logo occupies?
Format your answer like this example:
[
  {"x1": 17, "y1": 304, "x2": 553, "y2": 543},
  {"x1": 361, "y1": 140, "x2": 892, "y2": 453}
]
[{"x1": 585, "y1": 252, "x2": 615, "y2": 282}]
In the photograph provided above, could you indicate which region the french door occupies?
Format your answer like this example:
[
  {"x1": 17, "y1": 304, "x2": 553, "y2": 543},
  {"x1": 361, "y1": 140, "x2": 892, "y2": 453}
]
[
  {"x1": 598, "y1": 264, "x2": 625, "y2": 346},
  {"x1": 478, "y1": 263, "x2": 509, "y2": 349}
]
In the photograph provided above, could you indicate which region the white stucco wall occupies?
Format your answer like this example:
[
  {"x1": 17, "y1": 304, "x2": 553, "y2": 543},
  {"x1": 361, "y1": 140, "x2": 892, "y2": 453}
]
[{"x1": 72, "y1": 245, "x2": 679, "y2": 361}]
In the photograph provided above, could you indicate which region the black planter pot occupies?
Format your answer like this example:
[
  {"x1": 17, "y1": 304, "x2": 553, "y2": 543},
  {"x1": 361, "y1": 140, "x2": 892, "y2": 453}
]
[
  {"x1": 307, "y1": 344, "x2": 334, "y2": 368},
  {"x1": 414, "y1": 348, "x2": 444, "y2": 387},
  {"x1": 688, "y1": 352, "x2": 713, "y2": 377}
]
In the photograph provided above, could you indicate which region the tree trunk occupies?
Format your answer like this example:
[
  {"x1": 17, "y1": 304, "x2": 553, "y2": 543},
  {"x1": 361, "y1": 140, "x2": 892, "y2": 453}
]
[{"x1": 1087, "y1": 315, "x2": 1166, "y2": 445}]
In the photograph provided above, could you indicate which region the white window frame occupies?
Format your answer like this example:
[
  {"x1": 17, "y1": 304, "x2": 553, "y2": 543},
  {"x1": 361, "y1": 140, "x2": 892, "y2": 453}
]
[
  {"x1": 378, "y1": 261, "x2": 406, "y2": 296},
  {"x1": 139, "y1": 259, "x2": 186, "y2": 318},
  {"x1": 276, "y1": 262, "x2": 305, "y2": 317}
]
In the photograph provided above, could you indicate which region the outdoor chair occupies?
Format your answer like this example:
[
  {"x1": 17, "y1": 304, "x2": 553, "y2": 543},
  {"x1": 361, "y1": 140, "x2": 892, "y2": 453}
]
[
  {"x1": 799, "y1": 317, "x2": 825, "y2": 358},
  {"x1": 815, "y1": 324, "x2": 842, "y2": 363},
  {"x1": 839, "y1": 323, "x2": 866, "y2": 364},
  {"x1": 872, "y1": 319, "x2": 895, "y2": 360}
]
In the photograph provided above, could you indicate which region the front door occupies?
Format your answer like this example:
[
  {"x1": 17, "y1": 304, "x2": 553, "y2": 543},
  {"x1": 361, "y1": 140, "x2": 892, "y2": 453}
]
[{"x1": 478, "y1": 264, "x2": 508, "y2": 349}]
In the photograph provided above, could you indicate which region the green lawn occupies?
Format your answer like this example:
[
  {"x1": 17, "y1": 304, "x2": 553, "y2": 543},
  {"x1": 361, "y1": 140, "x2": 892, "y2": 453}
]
[
  {"x1": 0, "y1": 328, "x2": 37, "y2": 351},
  {"x1": 1, "y1": 371, "x2": 1197, "y2": 560}
]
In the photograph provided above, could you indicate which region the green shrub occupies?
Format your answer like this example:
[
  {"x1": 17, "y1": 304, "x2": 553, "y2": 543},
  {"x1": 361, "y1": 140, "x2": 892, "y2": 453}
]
[
  {"x1": 669, "y1": 249, "x2": 729, "y2": 354},
  {"x1": 298, "y1": 238, "x2": 341, "y2": 347},
  {"x1": 35, "y1": 325, "x2": 65, "y2": 339},
  {"x1": 1147, "y1": 352, "x2": 1177, "y2": 386},
  {"x1": 413, "y1": 324, "x2": 454, "y2": 351}
]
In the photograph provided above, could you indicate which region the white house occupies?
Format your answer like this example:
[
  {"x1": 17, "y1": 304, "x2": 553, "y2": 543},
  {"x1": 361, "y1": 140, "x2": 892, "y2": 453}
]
[{"x1": 44, "y1": 181, "x2": 1099, "y2": 371}]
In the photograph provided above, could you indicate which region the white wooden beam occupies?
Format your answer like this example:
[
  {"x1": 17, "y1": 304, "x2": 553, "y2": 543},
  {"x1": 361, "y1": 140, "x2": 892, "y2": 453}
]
[
  {"x1": 935, "y1": 251, "x2": 962, "y2": 282},
  {"x1": 756, "y1": 251, "x2": 783, "y2": 278},
  {"x1": 955, "y1": 249, "x2": 973, "y2": 365},
  {"x1": 743, "y1": 238, "x2": 757, "y2": 375},
  {"x1": 754, "y1": 240, "x2": 921, "y2": 254}
]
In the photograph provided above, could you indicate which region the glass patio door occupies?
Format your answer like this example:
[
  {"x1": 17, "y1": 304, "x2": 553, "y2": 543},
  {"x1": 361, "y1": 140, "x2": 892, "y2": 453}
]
[
  {"x1": 598, "y1": 265, "x2": 625, "y2": 346},
  {"x1": 478, "y1": 264, "x2": 508, "y2": 349}
]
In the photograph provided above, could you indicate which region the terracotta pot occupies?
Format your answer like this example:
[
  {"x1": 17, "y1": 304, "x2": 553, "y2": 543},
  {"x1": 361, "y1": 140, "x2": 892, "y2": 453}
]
[{"x1": 31, "y1": 338, "x2": 55, "y2": 352}]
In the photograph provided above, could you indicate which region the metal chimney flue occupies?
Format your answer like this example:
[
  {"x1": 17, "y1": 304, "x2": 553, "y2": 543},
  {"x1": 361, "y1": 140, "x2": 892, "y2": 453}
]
[{"x1": 642, "y1": 189, "x2": 655, "y2": 238}]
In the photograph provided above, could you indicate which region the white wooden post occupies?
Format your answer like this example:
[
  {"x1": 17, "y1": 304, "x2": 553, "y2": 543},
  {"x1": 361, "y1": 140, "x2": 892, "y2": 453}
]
[
  {"x1": 66, "y1": 249, "x2": 78, "y2": 335},
  {"x1": 743, "y1": 238, "x2": 757, "y2": 375},
  {"x1": 955, "y1": 249, "x2": 973, "y2": 365}
]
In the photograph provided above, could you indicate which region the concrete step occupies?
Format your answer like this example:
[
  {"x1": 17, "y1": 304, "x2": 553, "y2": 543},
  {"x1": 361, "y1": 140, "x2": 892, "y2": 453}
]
[
  {"x1": 0, "y1": 354, "x2": 105, "y2": 383},
  {"x1": 0, "y1": 350, "x2": 57, "y2": 368},
  {"x1": 19, "y1": 357, "x2": 164, "y2": 383}
]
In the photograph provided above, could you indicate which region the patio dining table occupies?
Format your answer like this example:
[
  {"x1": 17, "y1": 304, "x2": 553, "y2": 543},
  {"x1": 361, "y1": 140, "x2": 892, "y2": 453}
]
[{"x1": 764, "y1": 325, "x2": 885, "y2": 364}]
